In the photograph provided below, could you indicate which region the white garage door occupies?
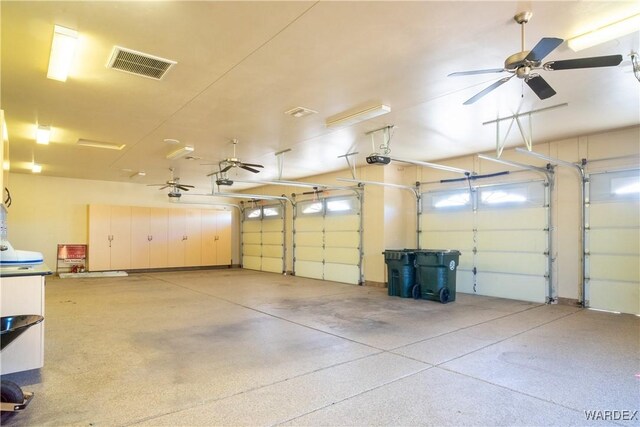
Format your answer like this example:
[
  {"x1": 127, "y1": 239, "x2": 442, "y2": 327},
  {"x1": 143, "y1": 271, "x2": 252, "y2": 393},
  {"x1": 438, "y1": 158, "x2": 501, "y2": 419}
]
[
  {"x1": 421, "y1": 180, "x2": 549, "y2": 303},
  {"x1": 241, "y1": 204, "x2": 285, "y2": 274},
  {"x1": 587, "y1": 169, "x2": 639, "y2": 315},
  {"x1": 294, "y1": 195, "x2": 362, "y2": 285}
]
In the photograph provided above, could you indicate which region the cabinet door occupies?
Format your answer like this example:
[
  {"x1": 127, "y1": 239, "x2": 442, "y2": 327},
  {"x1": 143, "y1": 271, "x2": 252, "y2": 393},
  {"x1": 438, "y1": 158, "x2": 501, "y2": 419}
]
[
  {"x1": 110, "y1": 206, "x2": 132, "y2": 270},
  {"x1": 167, "y1": 209, "x2": 186, "y2": 267},
  {"x1": 201, "y1": 210, "x2": 217, "y2": 266},
  {"x1": 184, "y1": 209, "x2": 202, "y2": 267},
  {"x1": 216, "y1": 211, "x2": 232, "y2": 265},
  {"x1": 130, "y1": 207, "x2": 151, "y2": 269},
  {"x1": 88, "y1": 205, "x2": 111, "y2": 271},
  {"x1": 149, "y1": 208, "x2": 168, "y2": 269}
]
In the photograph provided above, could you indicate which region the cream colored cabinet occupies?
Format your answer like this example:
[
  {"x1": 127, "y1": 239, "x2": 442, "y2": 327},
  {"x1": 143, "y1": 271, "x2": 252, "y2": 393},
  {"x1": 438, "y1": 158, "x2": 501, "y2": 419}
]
[
  {"x1": 0, "y1": 272, "x2": 47, "y2": 375},
  {"x1": 167, "y1": 208, "x2": 202, "y2": 267},
  {"x1": 89, "y1": 205, "x2": 230, "y2": 271},
  {"x1": 130, "y1": 207, "x2": 168, "y2": 269},
  {"x1": 202, "y1": 210, "x2": 232, "y2": 266},
  {"x1": 88, "y1": 205, "x2": 131, "y2": 271}
]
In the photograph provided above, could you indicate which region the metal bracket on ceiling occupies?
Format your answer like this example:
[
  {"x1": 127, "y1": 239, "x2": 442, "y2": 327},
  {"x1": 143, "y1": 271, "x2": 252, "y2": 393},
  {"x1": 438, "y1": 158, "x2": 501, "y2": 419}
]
[
  {"x1": 274, "y1": 148, "x2": 292, "y2": 180},
  {"x1": 365, "y1": 125, "x2": 395, "y2": 156},
  {"x1": 337, "y1": 152, "x2": 359, "y2": 179},
  {"x1": 482, "y1": 103, "x2": 568, "y2": 158}
]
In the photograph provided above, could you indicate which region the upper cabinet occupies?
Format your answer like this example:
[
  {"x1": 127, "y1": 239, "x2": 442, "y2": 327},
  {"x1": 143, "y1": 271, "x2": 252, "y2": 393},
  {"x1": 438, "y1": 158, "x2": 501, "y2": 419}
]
[{"x1": 88, "y1": 204, "x2": 232, "y2": 272}]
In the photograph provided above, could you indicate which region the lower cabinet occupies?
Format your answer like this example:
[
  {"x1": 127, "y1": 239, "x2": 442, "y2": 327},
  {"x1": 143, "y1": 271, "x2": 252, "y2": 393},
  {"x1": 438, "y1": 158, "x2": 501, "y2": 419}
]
[{"x1": 88, "y1": 205, "x2": 232, "y2": 271}]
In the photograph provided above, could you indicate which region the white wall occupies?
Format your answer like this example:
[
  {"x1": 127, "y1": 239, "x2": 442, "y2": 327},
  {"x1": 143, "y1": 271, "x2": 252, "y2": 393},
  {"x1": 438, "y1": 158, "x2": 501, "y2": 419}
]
[{"x1": 4, "y1": 173, "x2": 240, "y2": 268}]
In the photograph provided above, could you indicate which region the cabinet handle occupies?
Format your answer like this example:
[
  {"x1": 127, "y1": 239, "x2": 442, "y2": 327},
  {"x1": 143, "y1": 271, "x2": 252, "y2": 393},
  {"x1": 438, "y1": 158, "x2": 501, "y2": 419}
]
[
  {"x1": 148, "y1": 235, "x2": 153, "y2": 241},
  {"x1": 183, "y1": 235, "x2": 188, "y2": 241},
  {"x1": 214, "y1": 235, "x2": 219, "y2": 241}
]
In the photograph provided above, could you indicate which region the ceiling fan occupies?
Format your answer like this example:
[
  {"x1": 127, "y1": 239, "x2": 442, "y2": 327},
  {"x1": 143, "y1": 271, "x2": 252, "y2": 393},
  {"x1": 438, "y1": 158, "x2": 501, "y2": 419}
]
[
  {"x1": 448, "y1": 11, "x2": 623, "y2": 105},
  {"x1": 219, "y1": 139, "x2": 264, "y2": 174},
  {"x1": 147, "y1": 168, "x2": 195, "y2": 198}
]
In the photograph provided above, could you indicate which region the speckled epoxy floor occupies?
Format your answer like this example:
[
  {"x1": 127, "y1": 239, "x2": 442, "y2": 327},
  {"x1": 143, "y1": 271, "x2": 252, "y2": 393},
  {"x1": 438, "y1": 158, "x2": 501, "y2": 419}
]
[{"x1": 2, "y1": 269, "x2": 638, "y2": 426}]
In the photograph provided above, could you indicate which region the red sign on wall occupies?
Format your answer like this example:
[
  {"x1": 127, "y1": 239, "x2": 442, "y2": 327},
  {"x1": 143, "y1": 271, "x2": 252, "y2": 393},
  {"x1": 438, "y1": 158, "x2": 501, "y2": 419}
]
[{"x1": 57, "y1": 244, "x2": 87, "y2": 263}]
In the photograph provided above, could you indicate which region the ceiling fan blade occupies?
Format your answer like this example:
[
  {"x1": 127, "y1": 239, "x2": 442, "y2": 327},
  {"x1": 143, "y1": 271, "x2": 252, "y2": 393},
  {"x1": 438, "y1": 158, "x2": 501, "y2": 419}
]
[
  {"x1": 179, "y1": 184, "x2": 195, "y2": 188},
  {"x1": 525, "y1": 37, "x2": 563, "y2": 62},
  {"x1": 526, "y1": 75, "x2": 556, "y2": 100},
  {"x1": 240, "y1": 162, "x2": 264, "y2": 168},
  {"x1": 220, "y1": 165, "x2": 233, "y2": 173},
  {"x1": 448, "y1": 68, "x2": 505, "y2": 77},
  {"x1": 240, "y1": 165, "x2": 261, "y2": 174},
  {"x1": 158, "y1": 185, "x2": 170, "y2": 190},
  {"x1": 463, "y1": 75, "x2": 514, "y2": 105},
  {"x1": 176, "y1": 185, "x2": 191, "y2": 191},
  {"x1": 544, "y1": 54, "x2": 623, "y2": 71}
]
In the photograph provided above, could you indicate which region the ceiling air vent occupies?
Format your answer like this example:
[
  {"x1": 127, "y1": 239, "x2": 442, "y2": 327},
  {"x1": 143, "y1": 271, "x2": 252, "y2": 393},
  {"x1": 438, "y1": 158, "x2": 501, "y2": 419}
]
[{"x1": 107, "y1": 46, "x2": 176, "y2": 80}]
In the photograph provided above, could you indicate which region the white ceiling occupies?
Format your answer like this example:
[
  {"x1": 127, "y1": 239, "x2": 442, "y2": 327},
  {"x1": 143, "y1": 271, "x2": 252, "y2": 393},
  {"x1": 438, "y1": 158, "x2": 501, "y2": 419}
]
[{"x1": 2, "y1": 1, "x2": 639, "y2": 192}]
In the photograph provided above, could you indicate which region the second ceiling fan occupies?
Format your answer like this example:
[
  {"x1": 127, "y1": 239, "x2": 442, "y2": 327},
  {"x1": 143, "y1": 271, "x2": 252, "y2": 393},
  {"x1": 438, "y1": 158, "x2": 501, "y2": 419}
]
[{"x1": 448, "y1": 11, "x2": 623, "y2": 105}]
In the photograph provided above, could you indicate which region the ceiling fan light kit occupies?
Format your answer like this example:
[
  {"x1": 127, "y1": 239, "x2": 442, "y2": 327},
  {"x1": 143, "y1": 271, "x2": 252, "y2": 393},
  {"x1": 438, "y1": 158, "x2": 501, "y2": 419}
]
[{"x1": 449, "y1": 11, "x2": 624, "y2": 104}]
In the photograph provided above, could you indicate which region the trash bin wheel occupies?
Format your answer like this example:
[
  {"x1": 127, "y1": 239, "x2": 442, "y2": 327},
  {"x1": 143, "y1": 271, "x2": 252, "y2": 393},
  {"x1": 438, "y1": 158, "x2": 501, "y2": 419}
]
[
  {"x1": 1, "y1": 380, "x2": 24, "y2": 407},
  {"x1": 439, "y1": 287, "x2": 450, "y2": 304},
  {"x1": 412, "y1": 284, "x2": 421, "y2": 300}
]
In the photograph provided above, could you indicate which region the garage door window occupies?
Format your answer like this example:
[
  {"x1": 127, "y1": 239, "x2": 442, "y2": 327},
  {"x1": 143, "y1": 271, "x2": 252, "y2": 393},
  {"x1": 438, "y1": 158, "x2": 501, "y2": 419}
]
[
  {"x1": 424, "y1": 190, "x2": 471, "y2": 211},
  {"x1": 327, "y1": 197, "x2": 358, "y2": 215},
  {"x1": 244, "y1": 207, "x2": 262, "y2": 220},
  {"x1": 263, "y1": 204, "x2": 283, "y2": 218},
  {"x1": 479, "y1": 182, "x2": 544, "y2": 209},
  {"x1": 299, "y1": 200, "x2": 324, "y2": 215}
]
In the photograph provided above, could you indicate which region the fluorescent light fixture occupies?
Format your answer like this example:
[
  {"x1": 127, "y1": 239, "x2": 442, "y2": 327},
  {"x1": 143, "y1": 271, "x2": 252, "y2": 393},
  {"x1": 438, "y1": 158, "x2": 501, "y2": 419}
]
[
  {"x1": 36, "y1": 125, "x2": 51, "y2": 145},
  {"x1": 391, "y1": 157, "x2": 471, "y2": 175},
  {"x1": 77, "y1": 139, "x2": 125, "y2": 150},
  {"x1": 166, "y1": 145, "x2": 194, "y2": 160},
  {"x1": 568, "y1": 14, "x2": 640, "y2": 52},
  {"x1": 47, "y1": 25, "x2": 78, "y2": 81},
  {"x1": 31, "y1": 163, "x2": 42, "y2": 173},
  {"x1": 326, "y1": 104, "x2": 390, "y2": 128}
]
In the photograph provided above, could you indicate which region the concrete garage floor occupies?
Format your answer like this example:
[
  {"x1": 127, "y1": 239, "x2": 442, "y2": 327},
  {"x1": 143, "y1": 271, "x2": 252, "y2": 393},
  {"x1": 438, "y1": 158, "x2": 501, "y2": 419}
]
[{"x1": 2, "y1": 269, "x2": 639, "y2": 426}]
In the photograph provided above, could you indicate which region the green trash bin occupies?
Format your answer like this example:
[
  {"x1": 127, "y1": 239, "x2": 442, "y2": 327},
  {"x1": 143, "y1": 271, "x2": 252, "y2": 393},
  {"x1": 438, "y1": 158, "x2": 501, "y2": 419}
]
[
  {"x1": 415, "y1": 249, "x2": 461, "y2": 303},
  {"x1": 383, "y1": 250, "x2": 417, "y2": 298}
]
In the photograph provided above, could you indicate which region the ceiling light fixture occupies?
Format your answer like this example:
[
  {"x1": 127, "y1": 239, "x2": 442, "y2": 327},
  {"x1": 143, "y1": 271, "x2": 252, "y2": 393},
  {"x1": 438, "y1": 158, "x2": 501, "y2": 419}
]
[
  {"x1": 77, "y1": 139, "x2": 125, "y2": 150},
  {"x1": 567, "y1": 13, "x2": 640, "y2": 52},
  {"x1": 47, "y1": 25, "x2": 78, "y2": 82},
  {"x1": 36, "y1": 125, "x2": 51, "y2": 145},
  {"x1": 31, "y1": 163, "x2": 42, "y2": 173},
  {"x1": 166, "y1": 145, "x2": 194, "y2": 160},
  {"x1": 284, "y1": 107, "x2": 318, "y2": 118},
  {"x1": 326, "y1": 104, "x2": 391, "y2": 128}
]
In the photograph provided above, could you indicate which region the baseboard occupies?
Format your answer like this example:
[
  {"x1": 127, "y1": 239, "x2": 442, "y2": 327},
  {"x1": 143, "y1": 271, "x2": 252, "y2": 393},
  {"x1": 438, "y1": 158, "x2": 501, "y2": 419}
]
[{"x1": 363, "y1": 280, "x2": 386, "y2": 288}]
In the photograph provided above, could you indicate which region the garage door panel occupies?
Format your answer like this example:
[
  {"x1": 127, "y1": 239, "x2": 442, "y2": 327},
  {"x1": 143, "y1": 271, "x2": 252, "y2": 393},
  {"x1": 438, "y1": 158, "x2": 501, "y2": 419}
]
[
  {"x1": 262, "y1": 245, "x2": 283, "y2": 258},
  {"x1": 422, "y1": 212, "x2": 473, "y2": 231},
  {"x1": 262, "y1": 232, "x2": 283, "y2": 245},
  {"x1": 243, "y1": 221, "x2": 262, "y2": 232},
  {"x1": 296, "y1": 261, "x2": 323, "y2": 280},
  {"x1": 243, "y1": 244, "x2": 262, "y2": 257},
  {"x1": 455, "y1": 269, "x2": 475, "y2": 294},
  {"x1": 325, "y1": 231, "x2": 359, "y2": 247},
  {"x1": 324, "y1": 263, "x2": 360, "y2": 284},
  {"x1": 456, "y1": 256, "x2": 473, "y2": 270},
  {"x1": 421, "y1": 231, "x2": 473, "y2": 251},
  {"x1": 263, "y1": 220, "x2": 284, "y2": 232},
  {"x1": 478, "y1": 230, "x2": 546, "y2": 252},
  {"x1": 243, "y1": 256, "x2": 261, "y2": 270},
  {"x1": 590, "y1": 255, "x2": 639, "y2": 282},
  {"x1": 590, "y1": 202, "x2": 640, "y2": 227},
  {"x1": 296, "y1": 246, "x2": 323, "y2": 261},
  {"x1": 325, "y1": 248, "x2": 360, "y2": 264},
  {"x1": 296, "y1": 217, "x2": 323, "y2": 231},
  {"x1": 295, "y1": 232, "x2": 323, "y2": 245},
  {"x1": 477, "y1": 208, "x2": 546, "y2": 229},
  {"x1": 262, "y1": 257, "x2": 283, "y2": 273},
  {"x1": 242, "y1": 233, "x2": 261, "y2": 245},
  {"x1": 590, "y1": 229, "x2": 640, "y2": 254},
  {"x1": 476, "y1": 272, "x2": 546, "y2": 303},
  {"x1": 589, "y1": 280, "x2": 639, "y2": 315},
  {"x1": 325, "y1": 215, "x2": 359, "y2": 231},
  {"x1": 476, "y1": 252, "x2": 546, "y2": 276}
]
